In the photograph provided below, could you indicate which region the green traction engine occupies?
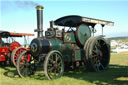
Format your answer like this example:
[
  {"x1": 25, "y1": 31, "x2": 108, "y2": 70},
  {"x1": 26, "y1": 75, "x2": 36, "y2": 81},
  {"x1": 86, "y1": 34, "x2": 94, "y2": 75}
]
[{"x1": 16, "y1": 6, "x2": 114, "y2": 80}]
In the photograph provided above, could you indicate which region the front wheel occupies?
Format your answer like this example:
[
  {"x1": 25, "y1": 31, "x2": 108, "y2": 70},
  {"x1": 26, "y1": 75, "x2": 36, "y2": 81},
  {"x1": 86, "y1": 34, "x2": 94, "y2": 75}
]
[
  {"x1": 44, "y1": 50, "x2": 64, "y2": 80},
  {"x1": 16, "y1": 51, "x2": 35, "y2": 77}
]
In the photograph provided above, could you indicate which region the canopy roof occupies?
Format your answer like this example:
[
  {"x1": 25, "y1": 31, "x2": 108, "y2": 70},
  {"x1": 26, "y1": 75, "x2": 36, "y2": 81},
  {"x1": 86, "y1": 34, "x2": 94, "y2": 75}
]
[
  {"x1": 54, "y1": 15, "x2": 114, "y2": 27},
  {"x1": 0, "y1": 30, "x2": 34, "y2": 38}
]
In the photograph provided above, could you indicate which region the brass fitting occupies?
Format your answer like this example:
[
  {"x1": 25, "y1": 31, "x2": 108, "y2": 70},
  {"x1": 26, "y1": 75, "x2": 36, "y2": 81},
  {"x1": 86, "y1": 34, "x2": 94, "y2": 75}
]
[{"x1": 36, "y1": 5, "x2": 44, "y2": 10}]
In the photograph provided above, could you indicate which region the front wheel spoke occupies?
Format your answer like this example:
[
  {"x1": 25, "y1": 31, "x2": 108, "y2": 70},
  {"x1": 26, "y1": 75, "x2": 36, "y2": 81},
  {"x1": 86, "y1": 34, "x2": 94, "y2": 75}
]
[
  {"x1": 49, "y1": 57, "x2": 54, "y2": 63},
  {"x1": 24, "y1": 63, "x2": 29, "y2": 75},
  {"x1": 49, "y1": 67, "x2": 54, "y2": 73},
  {"x1": 20, "y1": 67, "x2": 25, "y2": 73},
  {"x1": 19, "y1": 64, "x2": 25, "y2": 69},
  {"x1": 26, "y1": 65, "x2": 31, "y2": 75},
  {"x1": 29, "y1": 67, "x2": 33, "y2": 74},
  {"x1": 54, "y1": 69, "x2": 57, "y2": 77},
  {"x1": 52, "y1": 55, "x2": 54, "y2": 61},
  {"x1": 25, "y1": 68, "x2": 29, "y2": 76},
  {"x1": 91, "y1": 54, "x2": 97, "y2": 58},
  {"x1": 49, "y1": 68, "x2": 55, "y2": 77},
  {"x1": 57, "y1": 66, "x2": 61, "y2": 73},
  {"x1": 25, "y1": 68, "x2": 28, "y2": 76},
  {"x1": 48, "y1": 64, "x2": 53, "y2": 67},
  {"x1": 55, "y1": 54, "x2": 57, "y2": 62},
  {"x1": 57, "y1": 61, "x2": 61, "y2": 67},
  {"x1": 22, "y1": 68, "x2": 27, "y2": 76},
  {"x1": 56, "y1": 55, "x2": 59, "y2": 63},
  {"x1": 92, "y1": 50, "x2": 97, "y2": 54}
]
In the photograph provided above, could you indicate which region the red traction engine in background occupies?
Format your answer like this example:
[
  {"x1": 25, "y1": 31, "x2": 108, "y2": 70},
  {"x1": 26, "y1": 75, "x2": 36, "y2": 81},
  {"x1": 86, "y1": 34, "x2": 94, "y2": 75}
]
[{"x1": 0, "y1": 30, "x2": 34, "y2": 65}]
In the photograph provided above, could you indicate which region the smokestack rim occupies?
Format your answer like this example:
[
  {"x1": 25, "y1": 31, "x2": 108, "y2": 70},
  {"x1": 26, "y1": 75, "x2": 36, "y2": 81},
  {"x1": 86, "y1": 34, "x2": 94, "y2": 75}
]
[{"x1": 36, "y1": 5, "x2": 44, "y2": 10}]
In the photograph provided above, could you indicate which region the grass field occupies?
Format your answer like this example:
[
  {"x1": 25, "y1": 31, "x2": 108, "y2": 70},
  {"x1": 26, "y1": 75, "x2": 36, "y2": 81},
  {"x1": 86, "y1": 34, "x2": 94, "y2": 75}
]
[{"x1": 0, "y1": 53, "x2": 128, "y2": 85}]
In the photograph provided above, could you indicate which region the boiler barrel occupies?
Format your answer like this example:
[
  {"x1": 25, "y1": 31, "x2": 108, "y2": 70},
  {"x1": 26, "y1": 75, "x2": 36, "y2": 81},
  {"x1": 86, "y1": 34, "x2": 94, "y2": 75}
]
[{"x1": 30, "y1": 38, "x2": 63, "y2": 57}]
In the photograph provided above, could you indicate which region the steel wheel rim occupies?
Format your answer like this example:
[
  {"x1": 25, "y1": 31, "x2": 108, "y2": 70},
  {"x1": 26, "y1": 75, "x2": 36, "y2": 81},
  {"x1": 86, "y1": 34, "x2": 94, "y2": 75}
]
[
  {"x1": 17, "y1": 51, "x2": 34, "y2": 77},
  {"x1": 90, "y1": 39, "x2": 110, "y2": 72},
  {"x1": 44, "y1": 51, "x2": 64, "y2": 80}
]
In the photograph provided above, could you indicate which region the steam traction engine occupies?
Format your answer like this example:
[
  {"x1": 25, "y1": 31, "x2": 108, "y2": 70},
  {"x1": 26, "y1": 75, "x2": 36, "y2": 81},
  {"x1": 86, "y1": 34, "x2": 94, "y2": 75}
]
[
  {"x1": 16, "y1": 6, "x2": 114, "y2": 79},
  {"x1": 0, "y1": 30, "x2": 34, "y2": 65}
]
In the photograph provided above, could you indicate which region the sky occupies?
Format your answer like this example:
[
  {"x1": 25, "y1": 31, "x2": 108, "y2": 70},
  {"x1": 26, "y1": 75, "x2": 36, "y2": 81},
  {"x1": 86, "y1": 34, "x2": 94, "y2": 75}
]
[{"x1": 0, "y1": 0, "x2": 128, "y2": 43}]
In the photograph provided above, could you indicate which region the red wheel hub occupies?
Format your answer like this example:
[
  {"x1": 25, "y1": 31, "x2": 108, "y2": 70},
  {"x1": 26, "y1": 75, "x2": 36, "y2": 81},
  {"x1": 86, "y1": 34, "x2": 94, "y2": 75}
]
[{"x1": 10, "y1": 42, "x2": 21, "y2": 51}]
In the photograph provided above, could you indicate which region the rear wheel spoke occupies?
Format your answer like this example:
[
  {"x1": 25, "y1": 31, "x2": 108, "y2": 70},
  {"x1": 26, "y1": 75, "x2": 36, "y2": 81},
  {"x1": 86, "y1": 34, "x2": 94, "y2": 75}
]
[
  {"x1": 100, "y1": 63, "x2": 105, "y2": 70},
  {"x1": 95, "y1": 64, "x2": 100, "y2": 72}
]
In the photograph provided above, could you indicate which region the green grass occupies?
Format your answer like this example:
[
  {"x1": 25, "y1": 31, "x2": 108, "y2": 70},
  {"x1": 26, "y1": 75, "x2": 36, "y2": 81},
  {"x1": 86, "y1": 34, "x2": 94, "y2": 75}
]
[
  {"x1": 0, "y1": 53, "x2": 128, "y2": 85},
  {"x1": 121, "y1": 40, "x2": 128, "y2": 42}
]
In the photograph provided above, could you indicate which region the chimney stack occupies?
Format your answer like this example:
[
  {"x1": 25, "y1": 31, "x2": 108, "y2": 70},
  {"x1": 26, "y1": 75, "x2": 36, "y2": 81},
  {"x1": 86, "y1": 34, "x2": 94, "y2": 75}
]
[{"x1": 35, "y1": 5, "x2": 44, "y2": 38}]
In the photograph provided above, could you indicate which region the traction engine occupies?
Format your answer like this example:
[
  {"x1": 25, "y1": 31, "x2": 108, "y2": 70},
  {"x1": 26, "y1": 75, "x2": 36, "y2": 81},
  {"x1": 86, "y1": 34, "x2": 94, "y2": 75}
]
[{"x1": 16, "y1": 5, "x2": 114, "y2": 80}]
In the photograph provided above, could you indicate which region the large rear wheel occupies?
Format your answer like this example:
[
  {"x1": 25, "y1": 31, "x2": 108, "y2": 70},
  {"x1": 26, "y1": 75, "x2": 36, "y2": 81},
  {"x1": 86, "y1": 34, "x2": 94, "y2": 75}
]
[{"x1": 84, "y1": 36, "x2": 110, "y2": 72}]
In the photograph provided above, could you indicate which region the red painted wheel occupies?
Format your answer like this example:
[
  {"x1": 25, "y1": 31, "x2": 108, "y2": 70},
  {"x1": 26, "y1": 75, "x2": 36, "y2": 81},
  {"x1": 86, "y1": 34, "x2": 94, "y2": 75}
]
[
  {"x1": 11, "y1": 47, "x2": 30, "y2": 66},
  {"x1": 10, "y1": 42, "x2": 21, "y2": 52}
]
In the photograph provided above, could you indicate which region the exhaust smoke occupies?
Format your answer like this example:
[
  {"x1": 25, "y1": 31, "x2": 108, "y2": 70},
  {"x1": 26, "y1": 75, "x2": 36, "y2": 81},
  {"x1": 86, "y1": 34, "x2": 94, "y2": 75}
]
[{"x1": 15, "y1": 0, "x2": 39, "y2": 8}]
